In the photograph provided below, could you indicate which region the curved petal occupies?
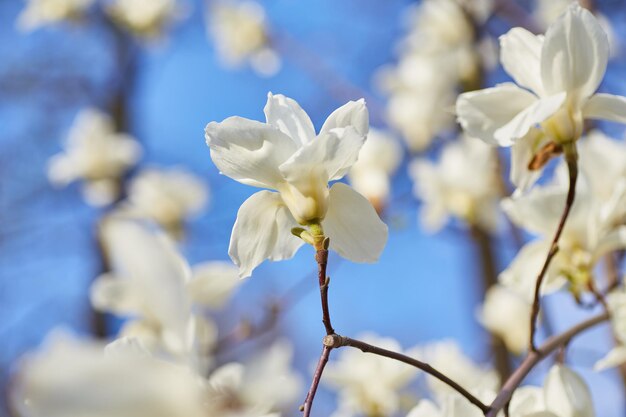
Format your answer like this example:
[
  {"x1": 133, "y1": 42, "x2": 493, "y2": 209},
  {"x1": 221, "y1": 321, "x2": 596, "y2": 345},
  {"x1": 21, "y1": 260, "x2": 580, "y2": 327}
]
[
  {"x1": 280, "y1": 127, "x2": 365, "y2": 183},
  {"x1": 494, "y1": 92, "x2": 566, "y2": 144},
  {"x1": 229, "y1": 191, "x2": 303, "y2": 278},
  {"x1": 595, "y1": 346, "x2": 626, "y2": 371},
  {"x1": 205, "y1": 116, "x2": 297, "y2": 189},
  {"x1": 500, "y1": 28, "x2": 545, "y2": 95},
  {"x1": 456, "y1": 83, "x2": 538, "y2": 146},
  {"x1": 544, "y1": 365, "x2": 595, "y2": 417},
  {"x1": 322, "y1": 183, "x2": 388, "y2": 263},
  {"x1": 541, "y1": 4, "x2": 609, "y2": 100},
  {"x1": 264, "y1": 92, "x2": 316, "y2": 145},
  {"x1": 90, "y1": 273, "x2": 143, "y2": 316},
  {"x1": 320, "y1": 99, "x2": 369, "y2": 136},
  {"x1": 510, "y1": 128, "x2": 549, "y2": 192},
  {"x1": 583, "y1": 93, "x2": 626, "y2": 124},
  {"x1": 188, "y1": 261, "x2": 241, "y2": 310}
]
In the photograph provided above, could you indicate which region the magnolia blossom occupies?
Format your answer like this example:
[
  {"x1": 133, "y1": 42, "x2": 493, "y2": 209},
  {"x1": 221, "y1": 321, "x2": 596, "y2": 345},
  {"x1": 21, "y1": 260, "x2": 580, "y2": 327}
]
[
  {"x1": 47, "y1": 108, "x2": 141, "y2": 206},
  {"x1": 16, "y1": 0, "x2": 94, "y2": 31},
  {"x1": 207, "y1": 0, "x2": 280, "y2": 77},
  {"x1": 409, "y1": 137, "x2": 500, "y2": 232},
  {"x1": 417, "y1": 340, "x2": 499, "y2": 401},
  {"x1": 205, "y1": 93, "x2": 388, "y2": 278},
  {"x1": 478, "y1": 284, "x2": 531, "y2": 355},
  {"x1": 500, "y1": 134, "x2": 626, "y2": 300},
  {"x1": 323, "y1": 334, "x2": 417, "y2": 417},
  {"x1": 90, "y1": 218, "x2": 232, "y2": 370},
  {"x1": 11, "y1": 333, "x2": 207, "y2": 417},
  {"x1": 125, "y1": 167, "x2": 209, "y2": 234},
  {"x1": 348, "y1": 128, "x2": 403, "y2": 213},
  {"x1": 456, "y1": 4, "x2": 626, "y2": 190},
  {"x1": 106, "y1": 0, "x2": 179, "y2": 37},
  {"x1": 206, "y1": 340, "x2": 302, "y2": 416},
  {"x1": 378, "y1": 0, "x2": 492, "y2": 151}
]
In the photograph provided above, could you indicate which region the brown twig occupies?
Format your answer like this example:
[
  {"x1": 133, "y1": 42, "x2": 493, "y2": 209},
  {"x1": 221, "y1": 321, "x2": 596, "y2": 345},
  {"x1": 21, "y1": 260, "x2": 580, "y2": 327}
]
[
  {"x1": 301, "y1": 345, "x2": 332, "y2": 416},
  {"x1": 529, "y1": 144, "x2": 578, "y2": 351},
  {"x1": 324, "y1": 334, "x2": 491, "y2": 414},
  {"x1": 487, "y1": 312, "x2": 609, "y2": 417}
]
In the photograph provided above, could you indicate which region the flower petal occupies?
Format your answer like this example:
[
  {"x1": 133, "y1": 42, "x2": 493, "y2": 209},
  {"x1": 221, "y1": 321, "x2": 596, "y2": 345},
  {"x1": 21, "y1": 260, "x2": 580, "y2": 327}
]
[
  {"x1": 264, "y1": 92, "x2": 316, "y2": 145},
  {"x1": 583, "y1": 93, "x2": 626, "y2": 124},
  {"x1": 205, "y1": 116, "x2": 297, "y2": 189},
  {"x1": 187, "y1": 261, "x2": 242, "y2": 310},
  {"x1": 500, "y1": 28, "x2": 545, "y2": 95},
  {"x1": 322, "y1": 183, "x2": 388, "y2": 263},
  {"x1": 541, "y1": 4, "x2": 609, "y2": 100},
  {"x1": 595, "y1": 346, "x2": 626, "y2": 371},
  {"x1": 510, "y1": 128, "x2": 549, "y2": 192},
  {"x1": 229, "y1": 191, "x2": 303, "y2": 278},
  {"x1": 280, "y1": 126, "x2": 366, "y2": 183},
  {"x1": 90, "y1": 273, "x2": 143, "y2": 316},
  {"x1": 543, "y1": 365, "x2": 595, "y2": 417},
  {"x1": 320, "y1": 99, "x2": 369, "y2": 136},
  {"x1": 456, "y1": 83, "x2": 538, "y2": 146},
  {"x1": 494, "y1": 92, "x2": 566, "y2": 144}
]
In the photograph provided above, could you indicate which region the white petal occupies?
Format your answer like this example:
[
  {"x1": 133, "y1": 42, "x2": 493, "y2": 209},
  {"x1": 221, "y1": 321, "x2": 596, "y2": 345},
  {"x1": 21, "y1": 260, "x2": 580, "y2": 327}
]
[
  {"x1": 205, "y1": 116, "x2": 297, "y2": 189},
  {"x1": 229, "y1": 191, "x2": 303, "y2": 278},
  {"x1": 494, "y1": 92, "x2": 566, "y2": 144},
  {"x1": 510, "y1": 128, "x2": 549, "y2": 192},
  {"x1": 544, "y1": 364, "x2": 595, "y2": 417},
  {"x1": 541, "y1": 4, "x2": 609, "y2": 100},
  {"x1": 502, "y1": 186, "x2": 568, "y2": 236},
  {"x1": 500, "y1": 28, "x2": 545, "y2": 95},
  {"x1": 456, "y1": 83, "x2": 539, "y2": 146},
  {"x1": 583, "y1": 93, "x2": 626, "y2": 124},
  {"x1": 264, "y1": 92, "x2": 316, "y2": 145},
  {"x1": 320, "y1": 99, "x2": 369, "y2": 136},
  {"x1": 90, "y1": 273, "x2": 143, "y2": 316},
  {"x1": 594, "y1": 226, "x2": 626, "y2": 260},
  {"x1": 595, "y1": 346, "x2": 626, "y2": 371},
  {"x1": 280, "y1": 127, "x2": 366, "y2": 183},
  {"x1": 406, "y1": 400, "x2": 443, "y2": 417},
  {"x1": 187, "y1": 261, "x2": 242, "y2": 310},
  {"x1": 322, "y1": 183, "x2": 388, "y2": 263}
]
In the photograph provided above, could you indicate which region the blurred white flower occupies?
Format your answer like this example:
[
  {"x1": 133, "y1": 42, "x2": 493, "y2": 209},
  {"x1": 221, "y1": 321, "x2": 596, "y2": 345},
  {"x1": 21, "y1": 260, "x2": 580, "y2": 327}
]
[
  {"x1": 188, "y1": 261, "x2": 242, "y2": 310},
  {"x1": 323, "y1": 333, "x2": 418, "y2": 417},
  {"x1": 125, "y1": 167, "x2": 209, "y2": 233},
  {"x1": 11, "y1": 332, "x2": 207, "y2": 417},
  {"x1": 106, "y1": 0, "x2": 180, "y2": 38},
  {"x1": 47, "y1": 108, "x2": 141, "y2": 206},
  {"x1": 597, "y1": 283, "x2": 626, "y2": 370},
  {"x1": 205, "y1": 92, "x2": 388, "y2": 278},
  {"x1": 477, "y1": 284, "x2": 531, "y2": 355},
  {"x1": 406, "y1": 395, "x2": 485, "y2": 417},
  {"x1": 207, "y1": 339, "x2": 302, "y2": 416},
  {"x1": 457, "y1": 4, "x2": 626, "y2": 191},
  {"x1": 207, "y1": 0, "x2": 280, "y2": 77},
  {"x1": 16, "y1": 0, "x2": 94, "y2": 31},
  {"x1": 409, "y1": 136, "x2": 500, "y2": 232},
  {"x1": 500, "y1": 134, "x2": 626, "y2": 300},
  {"x1": 348, "y1": 128, "x2": 403, "y2": 213},
  {"x1": 544, "y1": 365, "x2": 595, "y2": 417},
  {"x1": 90, "y1": 218, "x2": 218, "y2": 370},
  {"x1": 418, "y1": 340, "x2": 499, "y2": 401}
]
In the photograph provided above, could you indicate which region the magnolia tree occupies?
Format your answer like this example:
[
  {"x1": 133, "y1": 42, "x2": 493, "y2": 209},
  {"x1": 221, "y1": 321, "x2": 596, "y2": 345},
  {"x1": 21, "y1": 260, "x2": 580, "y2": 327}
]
[{"x1": 6, "y1": 1, "x2": 626, "y2": 417}]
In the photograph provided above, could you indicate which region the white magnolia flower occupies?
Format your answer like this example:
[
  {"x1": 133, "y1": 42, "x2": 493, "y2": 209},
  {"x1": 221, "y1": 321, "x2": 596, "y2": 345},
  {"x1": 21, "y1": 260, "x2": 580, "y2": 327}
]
[
  {"x1": 47, "y1": 108, "x2": 141, "y2": 206},
  {"x1": 90, "y1": 218, "x2": 219, "y2": 370},
  {"x1": 106, "y1": 0, "x2": 179, "y2": 37},
  {"x1": 205, "y1": 93, "x2": 388, "y2": 278},
  {"x1": 500, "y1": 136, "x2": 626, "y2": 300},
  {"x1": 456, "y1": 4, "x2": 626, "y2": 190},
  {"x1": 544, "y1": 365, "x2": 595, "y2": 417},
  {"x1": 207, "y1": 339, "x2": 302, "y2": 416},
  {"x1": 409, "y1": 137, "x2": 500, "y2": 232},
  {"x1": 16, "y1": 0, "x2": 93, "y2": 31},
  {"x1": 418, "y1": 340, "x2": 499, "y2": 401},
  {"x1": 478, "y1": 284, "x2": 531, "y2": 355},
  {"x1": 348, "y1": 128, "x2": 403, "y2": 213},
  {"x1": 207, "y1": 0, "x2": 280, "y2": 77},
  {"x1": 11, "y1": 332, "x2": 207, "y2": 417},
  {"x1": 125, "y1": 167, "x2": 209, "y2": 233},
  {"x1": 323, "y1": 333, "x2": 418, "y2": 417},
  {"x1": 597, "y1": 283, "x2": 626, "y2": 370}
]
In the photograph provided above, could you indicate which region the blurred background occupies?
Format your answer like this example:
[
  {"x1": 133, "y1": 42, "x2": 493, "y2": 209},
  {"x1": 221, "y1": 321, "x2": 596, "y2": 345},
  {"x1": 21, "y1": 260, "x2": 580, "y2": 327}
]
[{"x1": 1, "y1": 0, "x2": 626, "y2": 416}]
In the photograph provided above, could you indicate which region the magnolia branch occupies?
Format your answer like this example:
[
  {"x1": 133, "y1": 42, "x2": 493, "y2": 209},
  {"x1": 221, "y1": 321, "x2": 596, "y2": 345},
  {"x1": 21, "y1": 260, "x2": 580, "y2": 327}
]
[
  {"x1": 529, "y1": 144, "x2": 578, "y2": 351},
  {"x1": 487, "y1": 312, "x2": 609, "y2": 417}
]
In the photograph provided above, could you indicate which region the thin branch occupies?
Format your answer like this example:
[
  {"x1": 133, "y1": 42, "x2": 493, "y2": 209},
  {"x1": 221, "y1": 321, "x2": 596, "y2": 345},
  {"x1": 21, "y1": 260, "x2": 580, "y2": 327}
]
[
  {"x1": 324, "y1": 334, "x2": 490, "y2": 414},
  {"x1": 487, "y1": 312, "x2": 609, "y2": 417},
  {"x1": 301, "y1": 346, "x2": 332, "y2": 417},
  {"x1": 529, "y1": 145, "x2": 578, "y2": 351},
  {"x1": 316, "y1": 242, "x2": 334, "y2": 336}
]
